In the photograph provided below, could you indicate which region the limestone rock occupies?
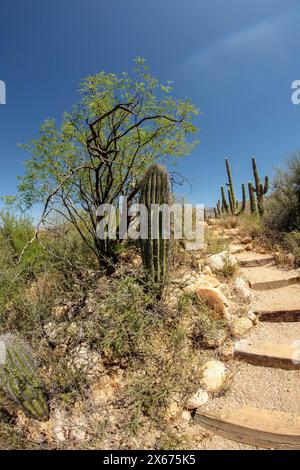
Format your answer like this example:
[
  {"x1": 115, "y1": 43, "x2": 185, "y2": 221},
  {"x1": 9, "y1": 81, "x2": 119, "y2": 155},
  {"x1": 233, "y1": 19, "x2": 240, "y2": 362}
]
[
  {"x1": 44, "y1": 321, "x2": 78, "y2": 345},
  {"x1": 200, "y1": 360, "x2": 227, "y2": 394},
  {"x1": 206, "y1": 251, "x2": 237, "y2": 273},
  {"x1": 201, "y1": 328, "x2": 228, "y2": 349},
  {"x1": 186, "y1": 389, "x2": 209, "y2": 410},
  {"x1": 67, "y1": 344, "x2": 104, "y2": 379},
  {"x1": 197, "y1": 287, "x2": 230, "y2": 320},
  {"x1": 241, "y1": 236, "x2": 252, "y2": 244},
  {"x1": 234, "y1": 277, "x2": 253, "y2": 301},
  {"x1": 219, "y1": 341, "x2": 235, "y2": 362},
  {"x1": 204, "y1": 275, "x2": 220, "y2": 288},
  {"x1": 52, "y1": 305, "x2": 70, "y2": 319},
  {"x1": 230, "y1": 317, "x2": 253, "y2": 339}
]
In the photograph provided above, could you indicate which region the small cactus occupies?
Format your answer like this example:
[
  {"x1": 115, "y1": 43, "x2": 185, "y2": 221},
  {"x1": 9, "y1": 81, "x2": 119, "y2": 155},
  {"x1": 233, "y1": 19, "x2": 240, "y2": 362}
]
[
  {"x1": 0, "y1": 334, "x2": 49, "y2": 420},
  {"x1": 139, "y1": 164, "x2": 171, "y2": 296},
  {"x1": 249, "y1": 157, "x2": 269, "y2": 216}
]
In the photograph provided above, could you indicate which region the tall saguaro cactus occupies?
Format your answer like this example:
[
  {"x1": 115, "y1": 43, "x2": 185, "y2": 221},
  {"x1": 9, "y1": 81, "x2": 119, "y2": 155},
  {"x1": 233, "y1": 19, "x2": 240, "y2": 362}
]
[
  {"x1": 225, "y1": 158, "x2": 237, "y2": 211},
  {"x1": 139, "y1": 165, "x2": 171, "y2": 296},
  {"x1": 249, "y1": 157, "x2": 269, "y2": 216},
  {"x1": 0, "y1": 334, "x2": 49, "y2": 421},
  {"x1": 216, "y1": 159, "x2": 246, "y2": 216}
]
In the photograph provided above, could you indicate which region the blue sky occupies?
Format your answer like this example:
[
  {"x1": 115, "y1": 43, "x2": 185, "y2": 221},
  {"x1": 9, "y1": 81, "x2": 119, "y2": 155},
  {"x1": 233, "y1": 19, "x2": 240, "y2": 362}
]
[{"x1": 1, "y1": 0, "x2": 300, "y2": 211}]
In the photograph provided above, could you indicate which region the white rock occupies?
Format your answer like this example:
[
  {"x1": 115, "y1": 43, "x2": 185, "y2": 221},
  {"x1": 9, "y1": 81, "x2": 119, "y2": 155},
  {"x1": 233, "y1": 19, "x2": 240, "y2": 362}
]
[
  {"x1": 206, "y1": 251, "x2": 237, "y2": 273},
  {"x1": 234, "y1": 277, "x2": 253, "y2": 301},
  {"x1": 186, "y1": 389, "x2": 209, "y2": 409},
  {"x1": 230, "y1": 317, "x2": 253, "y2": 339},
  {"x1": 247, "y1": 311, "x2": 258, "y2": 324},
  {"x1": 67, "y1": 344, "x2": 104, "y2": 379},
  {"x1": 200, "y1": 360, "x2": 227, "y2": 394}
]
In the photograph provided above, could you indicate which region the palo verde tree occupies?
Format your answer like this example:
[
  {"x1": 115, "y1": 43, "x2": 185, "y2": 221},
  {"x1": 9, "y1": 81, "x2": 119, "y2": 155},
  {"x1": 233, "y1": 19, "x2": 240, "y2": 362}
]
[{"x1": 17, "y1": 58, "x2": 199, "y2": 266}]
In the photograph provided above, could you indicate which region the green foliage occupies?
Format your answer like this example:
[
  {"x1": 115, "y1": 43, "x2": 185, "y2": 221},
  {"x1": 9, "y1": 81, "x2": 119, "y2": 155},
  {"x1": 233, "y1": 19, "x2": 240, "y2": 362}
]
[
  {"x1": 17, "y1": 59, "x2": 199, "y2": 264},
  {"x1": 139, "y1": 164, "x2": 172, "y2": 296},
  {"x1": 0, "y1": 334, "x2": 49, "y2": 420},
  {"x1": 264, "y1": 153, "x2": 300, "y2": 232},
  {"x1": 283, "y1": 231, "x2": 300, "y2": 265}
]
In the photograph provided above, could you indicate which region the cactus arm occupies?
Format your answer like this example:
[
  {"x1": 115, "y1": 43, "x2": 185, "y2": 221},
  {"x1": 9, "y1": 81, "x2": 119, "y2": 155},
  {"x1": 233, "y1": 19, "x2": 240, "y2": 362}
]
[
  {"x1": 236, "y1": 183, "x2": 246, "y2": 215},
  {"x1": 248, "y1": 181, "x2": 257, "y2": 214},
  {"x1": 225, "y1": 158, "x2": 236, "y2": 209},
  {"x1": 263, "y1": 176, "x2": 269, "y2": 194}
]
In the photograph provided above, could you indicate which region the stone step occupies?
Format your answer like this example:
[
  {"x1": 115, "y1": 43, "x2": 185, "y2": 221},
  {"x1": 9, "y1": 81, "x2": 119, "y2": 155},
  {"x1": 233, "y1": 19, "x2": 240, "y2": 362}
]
[
  {"x1": 258, "y1": 309, "x2": 300, "y2": 322},
  {"x1": 235, "y1": 252, "x2": 274, "y2": 268},
  {"x1": 234, "y1": 338, "x2": 300, "y2": 369},
  {"x1": 195, "y1": 406, "x2": 300, "y2": 449},
  {"x1": 241, "y1": 265, "x2": 300, "y2": 290},
  {"x1": 253, "y1": 284, "x2": 300, "y2": 322}
]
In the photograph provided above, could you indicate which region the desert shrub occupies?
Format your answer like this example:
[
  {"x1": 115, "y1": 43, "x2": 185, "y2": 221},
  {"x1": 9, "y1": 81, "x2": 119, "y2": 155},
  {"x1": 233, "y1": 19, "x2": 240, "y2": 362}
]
[
  {"x1": 264, "y1": 153, "x2": 300, "y2": 232},
  {"x1": 238, "y1": 213, "x2": 263, "y2": 238},
  {"x1": 204, "y1": 230, "x2": 229, "y2": 255},
  {"x1": 283, "y1": 231, "x2": 300, "y2": 265}
]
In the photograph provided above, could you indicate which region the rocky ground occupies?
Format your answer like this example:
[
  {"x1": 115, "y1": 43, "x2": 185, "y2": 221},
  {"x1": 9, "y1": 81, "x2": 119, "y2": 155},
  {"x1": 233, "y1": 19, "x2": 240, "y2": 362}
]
[{"x1": 4, "y1": 221, "x2": 299, "y2": 450}]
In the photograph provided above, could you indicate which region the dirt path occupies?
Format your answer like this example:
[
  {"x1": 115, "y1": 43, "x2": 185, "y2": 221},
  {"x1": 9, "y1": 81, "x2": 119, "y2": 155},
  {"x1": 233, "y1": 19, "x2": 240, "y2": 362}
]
[{"x1": 197, "y1": 239, "x2": 300, "y2": 450}]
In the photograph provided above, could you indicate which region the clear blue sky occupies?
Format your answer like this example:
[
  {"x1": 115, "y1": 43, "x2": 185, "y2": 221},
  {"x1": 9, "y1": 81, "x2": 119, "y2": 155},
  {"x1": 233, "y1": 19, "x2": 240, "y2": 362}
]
[{"x1": 1, "y1": 0, "x2": 300, "y2": 210}]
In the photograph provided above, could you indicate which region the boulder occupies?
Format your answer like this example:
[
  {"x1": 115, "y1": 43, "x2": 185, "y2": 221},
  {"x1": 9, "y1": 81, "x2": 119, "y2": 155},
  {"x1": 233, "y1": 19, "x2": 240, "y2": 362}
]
[
  {"x1": 197, "y1": 287, "x2": 230, "y2": 320},
  {"x1": 201, "y1": 328, "x2": 228, "y2": 349},
  {"x1": 241, "y1": 236, "x2": 252, "y2": 244},
  {"x1": 200, "y1": 360, "x2": 228, "y2": 394},
  {"x1": 219, "y1": 341, "x2": 235, "y2": 362},
  {"x1": 204, "y1": 275, "x2": 220, "y2": 288},
  {"x1": 230, "y1": 317, "x2": 253, "y2": 339},
  {"x1": 186, "y1": 389, "x2": 209, "y2": 410},
  {"x1": 234, "y1": 277, "x2": 253, "y2": 301},
  {"x1": 206, "y1": 251, "x2": 237, "y2": 273}
]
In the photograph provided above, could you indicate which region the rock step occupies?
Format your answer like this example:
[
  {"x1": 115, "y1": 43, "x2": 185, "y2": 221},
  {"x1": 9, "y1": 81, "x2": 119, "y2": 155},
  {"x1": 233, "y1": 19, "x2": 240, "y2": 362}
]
[
  {"x1": 252, "y1": 284, "x2": 300, "y2": 322},
  {"x1": 195, "y1": 406, "x2": 300, "y2": 450},
  {"x1": 234, "y1": 338, "x2": 300, "y2": 370},
  {"x1": 241, "y1": 265, "x2": 300, "y2": 290},
  {"x1": 235, "y1": 252, "x2": 275, "y2": 268},
  {"x1": 258, "y1": 309, "x2": 300, "y2": 322}
]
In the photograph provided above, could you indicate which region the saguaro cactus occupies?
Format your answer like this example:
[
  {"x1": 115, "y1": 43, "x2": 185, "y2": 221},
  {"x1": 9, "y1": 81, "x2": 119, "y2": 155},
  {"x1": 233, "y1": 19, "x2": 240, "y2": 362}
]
[
  {"x1": 221, "y1": 186, "x2": 229, "y2": 213},
  {"x1": 225, "y1": 158, "x2": 237, "y2": 211},
  {"x1": 139, "y1": 165, "x2": 171, "y2": 295},
  {"x1": 0, "y1": 334, "x2": 49, "y2": 420},
  {"x1": 249, "y1": 157, "x2": 269, "y2": 216}
]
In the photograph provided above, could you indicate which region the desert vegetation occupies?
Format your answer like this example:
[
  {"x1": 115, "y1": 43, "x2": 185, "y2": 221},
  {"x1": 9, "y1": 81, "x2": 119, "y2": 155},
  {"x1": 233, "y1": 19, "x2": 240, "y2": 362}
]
[{"x1": 0, "y1": 60, "x2": 299, "y2": 451}]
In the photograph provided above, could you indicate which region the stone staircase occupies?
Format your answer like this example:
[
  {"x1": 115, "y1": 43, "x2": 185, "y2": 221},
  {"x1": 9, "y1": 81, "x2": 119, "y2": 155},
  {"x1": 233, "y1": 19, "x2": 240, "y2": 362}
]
[{"x1": 196, "y1": 246, "x2": 300, "y2": 449}]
